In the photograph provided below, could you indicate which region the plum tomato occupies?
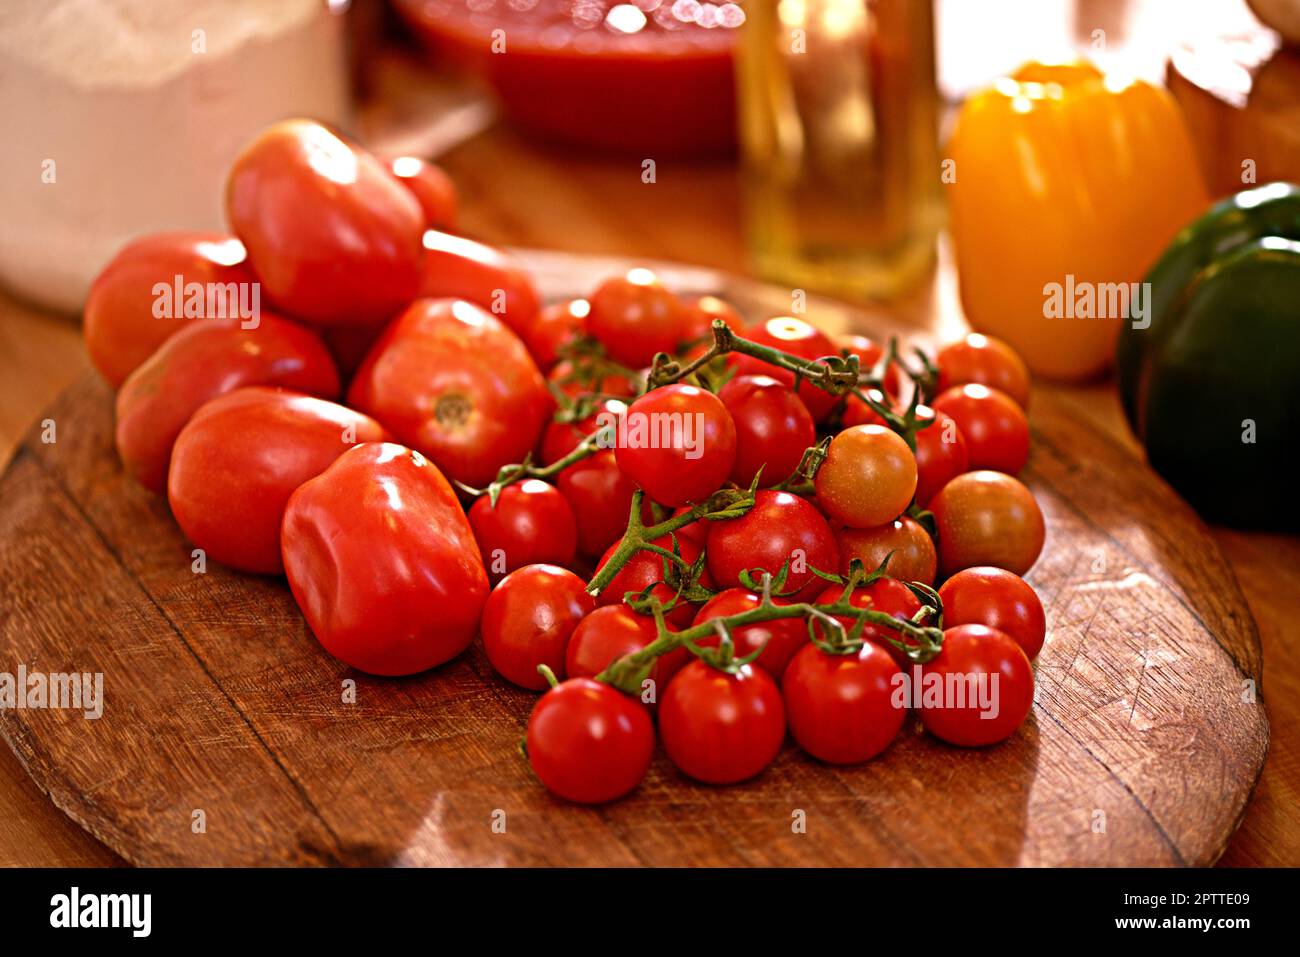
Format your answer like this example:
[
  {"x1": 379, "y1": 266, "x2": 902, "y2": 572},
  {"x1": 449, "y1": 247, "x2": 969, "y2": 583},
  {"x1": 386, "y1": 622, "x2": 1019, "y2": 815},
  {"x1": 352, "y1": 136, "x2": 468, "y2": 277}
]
[
  {"x1": 593, "y1": 533, "x2": 709, "y2": 628},
  {"x1": 614, "y1": 384, "x2": 737, "y2": 508},
  {"x1": 526, "y1": 678, "x2": 654, "y2": 804},
  {"x1": 783, "y1": 642, "x2": 905, "y2": 764},
  {"x1": 556, "y1": 450, "x2": 638, "y2": 557},
  {"x1": 835, "y1": 516, "x2": 937, "y2": 585},
  {"x1": 565, "y1": 604, "x2": 687, "y2": 697},
  {"x1": 732, "y1": 316, "x2": 841, "y2": 422},
  {"x1": 937, "y1": 333, "x2": 1031, "y2": 408},
  {"x1": 468, "y1": 480, "x2": 578, "y2": 581},
  {"x1": 225, "y1": 119, "x2": 423, "y2": 326},
  {"x1": 917, "y1": 624, "x2": 1034, "y2": 747},
  {"x1": 929, "y1": 471, "x2": 1045, "y2": 577},
  {"x1": 385, "y1": 155, "x2": 458, "y2": 231},
  {"x1": 691, "y1": 588, "x2": 808, "y2": 682},
  {"x1": 586, "y1": 269, "x2": 689, "y2": 367},
  {"x1": 524, "y1": 298, "x2": 589, "y2": 370},
  {"x1": 418, "y1": 230, "x2": 540, "y2": 340},
  {"x1": 718, "y1": 374, "x2": 816, "y2": 488},
  {"x1": 115, "y1": 315, "x2": 340, "y2": 493},
  {"x1": 83, "y1": 232, "x2": 256, "y2": 388},
  {"x1": 282, "y1": 442, "x2": 489, "y2": 675},
  {"x1": 931, "y1": 383, "x2": 1029, "y2": 475},
  {"x1": 912, "y1": 404, "x2": 970, "y2": 506},
  {"x1": 706, "y1": 489, "x2": 839, "y2": 601},
  {"x1": 938, "y1": 566, "x2": 1046, "y2": 660},
  {"x1": 815, "y1": 578, "x2": 924, "y2": 667},
  {"x1": 347, "y1": 299, "x2": 551, "y2": 488},
  {"x1": 814, "y1": 424, "x2": 918, "y2": 529},
  {"x1": 481, "y1": 564, "x2": 595, "y2": 690},
  {"x1": 659, "y1": 660, "x2": 786, "y2": 784},
  {"x1": 167, "y1": 387, "x2": 388, "y2": 575},
  {"x1": 838, "y1": 333, "x2": 901, "y2": 396},
  {"x1": 540, "y1": 398, "x2": 627, "y2": 466}
]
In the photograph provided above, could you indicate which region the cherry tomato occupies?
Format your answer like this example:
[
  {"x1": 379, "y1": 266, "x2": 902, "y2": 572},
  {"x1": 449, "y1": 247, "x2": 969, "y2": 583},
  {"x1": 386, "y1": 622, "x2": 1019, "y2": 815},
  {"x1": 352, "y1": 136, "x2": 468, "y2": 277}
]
[
  {"x1": 594, "y1": 533, "x2": 709, "y2": 628},
  {"x1": 168, "y1": 387, "x2": 387, "y2": 575},
  {"x1": 282, "y1": 442, "x2": 489, "y2": 675},
  {"x1": 565, "y1": 605, "x2": 687, "y2": 697},
  {"x1": 526, "y1": 678, "x2": 654, "y2": 804},
  {"x1": 225, "y1": 120, "x2": 423, "y2": 325},
  {"x1": 115, "y1": 315, "x2": 340, "y2": 493},
  {"x1": 938, "y1": 566, "x2": 1046, "y2": 660},
  {"x1": 929, "y1": 471, "x2": 1045, "y2": 577},
  {"x1": 814, "y1": 578, "x2": 923, "y2": 667},
  {"x1": 548, "y1": 359, "x2": 638, "y2": 399},
  {"x1": 386, "y1": 155, "x2": 458, "y2": 231},
  {"x1": 814, "y1": 424, "x2": 918, "y2": 529},
  {"x1": 733, "y1": 316, "x2": 840, "y2": 421},
  {"x1": 679, "y1": 295, "x2": 744, "y2": 344},
  {"x1": 706, "y1": 489, "x2": 839, "y2": 601},
  {"x1": 691, "y1": 589, "x2": 808, "y2": 682},
  {"x1": 83, "y1": 232, "x2": 256, "y2": 388},
  {"x1": 842, "y1": 387, "x2": 891, "y2": 429},
  {"x1": 587, "y1": 269, "x2": 689, "y2": 367},
  {"x1": 418, "y1": 230, "x2": 540, "y2": 340},
  {"x1": 347, "y1": 299, "x2": 550, "y2": 488},
  {"x1": 718, "y1": 375, "x2": 815, "y2": 488},
  {"x1": 469, "y1": 480, "x2": 578, "y2": 580},
  {"x1": 783, "y1": 642, "x2": 905, "y2": 764},
  {"x1": 912, "y1": 404, "x2": 970, "y2": 506},
  {"x1": 937, "y1": 333, "x2": 1031, "y2": 408},
  {"x1": 480, "y1": 564, "x2": 595, "y2": 690},
  {"x1": 917, "y1": 624, "x2": 1034, "y2": 747},
  {"x1": 838, "y1": 334, "x2": 901, "y2": 396},
  {"x1": 555, "y1": 450, "x2": 637, "y2": 557},
  {"x1": 836, "y1": 516, "x2": 937, "y2": 585},
  {"x1": 539, "y1": 398, "x2": 627, "y2": 466},
  {"x1": 659, "y1": 661, "x2": 785, "y2": 784},
  {"x1": 931, "y1": 384, "x2": 1029, "y2": 475},
  {"x1": 524, "y1": 298, "x2": 589, "y2": 370},
  {"x1": 615, "y1": 384, "x2": 737, "y2": 508}
]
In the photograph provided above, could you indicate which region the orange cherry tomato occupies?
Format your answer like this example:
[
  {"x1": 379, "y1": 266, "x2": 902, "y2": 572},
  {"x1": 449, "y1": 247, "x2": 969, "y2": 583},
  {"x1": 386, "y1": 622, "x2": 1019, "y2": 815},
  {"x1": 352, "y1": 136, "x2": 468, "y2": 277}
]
[
  {"x1": 836, "y1": 516, "x2": 937, "y2": 585},
  {"x1": 929, "y1": 470, "x2": 1045, "y2": 577},
  {"x1": 814, "y1": 425, "x2": 918, "y2": 529}
]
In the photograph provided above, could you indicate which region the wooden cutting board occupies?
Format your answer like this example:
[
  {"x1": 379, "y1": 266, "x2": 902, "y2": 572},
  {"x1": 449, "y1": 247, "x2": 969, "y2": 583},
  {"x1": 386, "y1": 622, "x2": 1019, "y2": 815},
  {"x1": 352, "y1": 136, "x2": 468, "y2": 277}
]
[{"x1": 0, "y1": 252, "x2": 1269, "y2": 866}]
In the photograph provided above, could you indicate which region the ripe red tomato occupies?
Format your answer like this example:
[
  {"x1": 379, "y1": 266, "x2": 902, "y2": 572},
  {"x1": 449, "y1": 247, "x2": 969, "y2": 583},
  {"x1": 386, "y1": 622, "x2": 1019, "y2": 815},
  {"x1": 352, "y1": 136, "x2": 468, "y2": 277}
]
[
  {"x1": 929, "y1": 471, "x2": 1045, "y2": 577},
  {"x1": 282, "y1": 442, "x2": 489, "y2": 675},
  {"x1": 912, "y1": 404, "x2": 969, "y2": 505},
  {"x1": 718, "y1": 375, "x2": 815, "y2": 488},
  {"x1": 931, "y1": 384, "x2": 1029, "y2": 475},
  {"x1": 659, "y1": 661, "x2": 786, "y2": 784},
  {"x1": 586, "y1": 269, "x2": 689, "y2": 367},
  {"x1": 115, "y1": 315, "x2": 340, "y2": 493},
  {"x1": 527, "y1": 678, "x2": 654, "y2": 804},
  {"x1": 814, "y1": 424, "x2": 918, "y2": 529},
  {"x1": 937, "y1": 333, "x2": 1031, "y2": 408},
  {"x1": 385, "y1": 155, "x2": 458, "y2": 231},
  {"x1": 814, "y1": 578, "x2": 924, "y2": 667},
  {"x1": 838, "y1": 334, "x2": 901, "y2": 396},
  {"x1": 480, "y1": 564, "x2": 595, "y2": 690},
  {"x1": 83, "y1": 232, "x2": 256, "y2": 388},
  {"x1": 615, "y1": 384, "x2": 737, "y2": 508},
  {"x1": 835, "y1": 516, "x2": 937, "y2": 585},
  {"x1": 523, "y1": 298, "x2": 589, "y2": 370},
  {"x1": 225, "y1": 119, "x2": 423, "y2": 325},
  {"x1": 168, "y1": 387, "x2": 388, "y2": 575},
  {"x1": 733, "y1": 316, "x2": 840, "y2": 421},
  {"x1": 917, "y1": 624, "x2": 1034, "y2": 746},
  {"x1": 539, "y1": 397, "x2": 626, "y2": 466},
  {"x1": 594, "y1": 533, "x2": 709, "y2": 628},
  {"x1": 679, "y1": 295, "x2": 744, "y2": 344},
  {"x1": 691, "y1": 589, "x2": 808, "y2": 682},
  {"x1": 347, "y1": 299, "x2": 550, "y2": 487},
  {"x1": 565, "y1": 605, "x2": 687, "y2": 696},
  {"x1": 783, "y1": 642, "x2": 905, "y2": 763},
  {"x1": 418, "y1": 230, "x2": 541, "y2": 340},
  {"x1": 555, "y1": 450, "x2": 637, "y2": 557},
  {"x1": 468, "y1": 480, "x2": 578, "y2": 580},
  {"x1": 938, "y1": 566, "x2": 1046, "y2": 660},
  {"x1": 706, "y1": 489, "x2": 839, "y2": 600}
]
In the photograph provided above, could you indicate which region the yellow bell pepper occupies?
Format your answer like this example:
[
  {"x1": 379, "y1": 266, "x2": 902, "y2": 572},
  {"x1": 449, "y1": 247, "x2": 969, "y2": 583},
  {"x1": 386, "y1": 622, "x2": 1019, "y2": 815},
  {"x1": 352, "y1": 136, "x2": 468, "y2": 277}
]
[{"x1": 946, "y1": 62, "x2": 1208, "y2": 380}]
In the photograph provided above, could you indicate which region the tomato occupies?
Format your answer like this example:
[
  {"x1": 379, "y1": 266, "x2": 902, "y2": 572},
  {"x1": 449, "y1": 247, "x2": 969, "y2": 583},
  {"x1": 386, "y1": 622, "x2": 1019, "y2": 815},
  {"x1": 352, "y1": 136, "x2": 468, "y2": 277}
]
[
  {"x1": 938, "y1": 566, "x2": 1047, "y2": 660},
  {"x1": 539, "y1": 398, "x2": 627, "y2": 466},
  {"x1": 115, "y1": 315, "x2": 339, "y2": 493},
  {"x1": 523, "y1": 298, "x2": 589, "y2": 370},
  {"x1": 718, "y1": 375, "x2": 815, "y2": 488},
  {"x1": 468, "y1": 479, "x2": 578, "y2": 580},
  {"x1": 225, "y1": 120, "x2": 423, "y2": 325},
  {"x1": 841, "y1": 387, "x2": 891, "y2": 429},
  {"x1": 659, "y1": 661, "x2": 786, "y2": 784},
  {"x1": 481, "y1": 564, "x2": 595, "y2": 690},
  {"x1": 679, "y1": 295, "x2": 744, "y2": 344},
  {"x1": 916, "y1": 624, "x2": 1034, "y2": 747},
  {"x1": 594, "y1": 533, "x2": 709, "y2": 628},
  {"x1": 83, "y1": 232, "x2": 256, "y2": 388},
  {"x1": 565, "y1": 605, "x2": 687, "y2": 696},
  {"x1": 911, "y1": 404, "x2": 970, "y2": 506},
  {"x1": 586, "y1": 269, "x2": 689, "y2": 367},
  {"x1": 282, "y1": 442, "x2": 489, "y2": 675},
  {"x1": 386, "y1": 155, "x2": 458, "y2": 231},
  {"x1": 814, "y1": 578, "x2": 923, "y2": 667},
  {"x1": 526, "y1": 678, "x2": 654, "y2": 803},
  {"x1": 814, "y1": 424, "x2": 918, "y2": 529},
  {"x1": 732, "y1": 316, "x2": 840, "y2": 421},
  {"x1": 321, "y1": 324, "x2": 388, "y2": 384},
  {"x1": 548, "y1": 359, "x2": 638, "y2": 399},
  {"x1": 691, "y1": 589, "x2": 808, "y2": 682},
  {"x1": 418, "y1": 230, "x2": 541, "y2": 340},
  {"x1": 168, "y1": 387, "x2": 388, "y2": 575},
  {"x1": 783, "y1": 642, "x2": 905, "y2": 764},
  {"x1": 555, "y1": 450, "x2": 637, "y2": 557},
  {"x1": 836, "y1": 516, "x2": 937, "y2": 585},
  {"x1": 838, "y1": 334, "x2": 901, "y2": 396},
  {"x1": 615, "y1": 384, "x2": 737, "y2": 508},
  {"x1": 931, "y1": 384, "x2": 1029, "y2": 475},
  {"x1": 937, "y1": 333, "x2": 1031, "y2": 408},
  {"x1": 347, "y1": 299, "x2": 550, "y2": 487},
  {"x1": 929, "y1": 471, "x2": 1045, "y2": 577},
  {"x1": 706, "y1": 489, "x2": 839, "y2": 601}
]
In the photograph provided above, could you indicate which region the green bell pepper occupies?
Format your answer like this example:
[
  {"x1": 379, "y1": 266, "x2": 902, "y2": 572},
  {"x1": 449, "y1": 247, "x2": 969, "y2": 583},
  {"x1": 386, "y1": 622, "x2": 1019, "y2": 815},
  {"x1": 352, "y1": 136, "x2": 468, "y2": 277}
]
[{"x1": 1117, "y1": 182, "x2": 1300, "y2": 530}]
